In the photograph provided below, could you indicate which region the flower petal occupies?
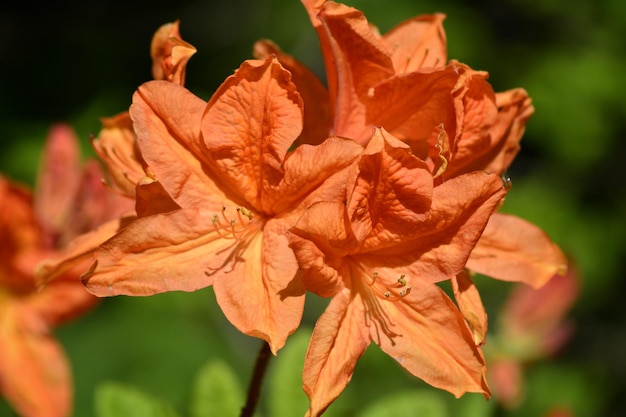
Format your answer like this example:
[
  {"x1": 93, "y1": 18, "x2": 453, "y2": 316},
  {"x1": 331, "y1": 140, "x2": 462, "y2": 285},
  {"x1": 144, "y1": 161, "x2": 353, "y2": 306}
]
[
  {"x1": 500, "y1": 264, "x2": 579, "y2": 351},
  {"x1": 0, "y1": 178, "x2": 40, "y2": 291},
  {"x1": 150, "y1": 20, "x2": 196, "y2": 85},
  {"x1": 316, "y1": 1, "x2": 395, "y2": 141},
  {"x1": 365, "y1": 65, "x2": 459, "y2": 153},
  {"x1": 348, "y1": 127, "x2": 433, "y2": 243},
  {"x1": 452, "y1": 270, "x2": 488, "y2": 346},
  {"x1": 35, "y1": 215, "x2": 133, "y2": 286},
  {"x1": 91, "y1": 111, "x2": 145, "y2": 198},
  {"x1": 28, "y1": 276, "x2": 98, "y2": 328},
  {"x1": 253, "y1": 39, "x2": 332, "y2": 145},
  {"x1": 466, "y1": 213, "x2": 568, "y2": 288},
  {"x1": 82, "y1": 208, "x2": 234, "y2": 295},
  {"x1": 303, "y1": 287, "x2": 369, "y2": 417},
  {"x1": 213, "y1": 218, "x2": 305, "y2": 354},
  {"x1": 131, "y1": 80, "x2": 224, "y2": 209},
  {"x1": 359, "y1": 171, "x2": 507, "y2": 282},
  {"x1": 201, "y1": 57, "x2": 303, "y2": 210},
  {"x1": 267, "y1": 136, "x2": 362, "y2": 215},
  {"x1": 380, "y1": 13, "x2": 448, "y2": 73},
  {"x1": 371, "y1": 279, "x2": 490, "y2": 398},
  {"x1": 446, "y1": 72, "x2": 534, "y2": 177},
  {"x1": 0, "y1": 304, "x2": 71, "y2": 417},
  {"x1": 289, "y1": 201, "x2": 356, "y2": 297},
  {"x1": 34, "y1": 124, "x2": 82, "y2": 238}
]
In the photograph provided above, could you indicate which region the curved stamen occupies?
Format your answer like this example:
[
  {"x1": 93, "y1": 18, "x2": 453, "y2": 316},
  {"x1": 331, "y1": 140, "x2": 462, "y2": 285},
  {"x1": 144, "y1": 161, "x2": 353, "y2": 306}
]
[
  {"x1": 368, "y1": 270, "x2": 413, "y2": 301},
  {"x1": 211, "y1": 205, "x2": 258, "y2": 241}
]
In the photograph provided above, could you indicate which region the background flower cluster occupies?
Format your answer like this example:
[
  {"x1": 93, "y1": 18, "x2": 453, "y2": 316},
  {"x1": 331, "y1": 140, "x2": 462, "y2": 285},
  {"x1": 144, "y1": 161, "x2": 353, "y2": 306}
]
[{"x1": 1, "y1": 0, "x2": 624, "y2": 416}]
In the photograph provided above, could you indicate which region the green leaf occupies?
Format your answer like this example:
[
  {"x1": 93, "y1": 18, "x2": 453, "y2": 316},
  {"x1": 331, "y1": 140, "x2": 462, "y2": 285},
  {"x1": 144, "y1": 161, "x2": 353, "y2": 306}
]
[
  {"x1": 95, "y1": 382, "x2": 180, "y2": 417},
  {"x1": 267, "y1": 328, "x2": 312, "y2": 417},
  {"x1": 190, "y1": 359, "x2": 245, "y2": 417},
  {"x1": 356, "y1": 389, "x2": 449, "y2": 417}
]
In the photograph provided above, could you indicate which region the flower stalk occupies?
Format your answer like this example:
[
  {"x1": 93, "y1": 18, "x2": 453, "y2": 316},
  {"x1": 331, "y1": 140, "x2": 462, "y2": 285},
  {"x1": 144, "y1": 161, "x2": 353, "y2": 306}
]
[{"x1": 240, "y1": 341, "x2": 273, "y2": 417}]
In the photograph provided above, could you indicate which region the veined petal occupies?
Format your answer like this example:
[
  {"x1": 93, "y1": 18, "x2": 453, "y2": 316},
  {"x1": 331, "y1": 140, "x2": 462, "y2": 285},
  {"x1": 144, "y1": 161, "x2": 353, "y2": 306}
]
[
  {"x1": 267, "y1": 136, "x2": 362, "y2": 215},
  {"x1": 366, "y1": 65, "x2": 459, "y2": 153},
  {"x1": 348, "y1": 127, "x2": 432, "y2": 243},
  {"x1": 317, "y1": 1, "x2": 395, "y2": 141},
  {"x1": 289, "y1": 202, "x2": 356, "y2": 297},
  {"x1": 486, "y1": 88, "x2": 534, "y2": 174},
  {"x1": 91, "y1": 112, "x2": 145, "y2": 198},
  {"x1": 446, "y1": 72, "x2": 533, "y2": 178},
  {"x1": 0, "y1": 304, "x2": 71, "y2": 417},
  {"x1": 135, "y1": 176, "x2": 180, "y2": 217},
  {"x1": 253, "y1": 40, "x2": 332, "y2": 146},
  {"x1": 303, "y1": 287, "x2": 369, "y2": 417},
  {"x1": 82, "y1": 207, "x2": 252, "y2": 296},
  {"x1": 300, "y1": 0, "x2": 341, "y2": 132},
  {"x1": 380, "y1": 13, "x2": 448, "y2": 73},
  {"x1": 213, "y1": 218, "x2": 304, "y2": 354},
  {"x1": 366, "y1": 278, "x2": 490, "y2": 398},
  {"x1": 202, "y1": 57, "x2": 303, "y2": 210},
  {"x1": 150, "y1": 20, "x2": 196, "y2": 85},
  {"x1": 446, "y1": 69, "x2": 498, "y2": 177},
  {"x1": 466, "y1": 213, "x2": 568, "y2": 288},
  {"x1": 35, "y1": 215, "x2": 133, "y2": 286},
  {"x1": 452, "y1": 270, "x2": 488, "y2": 346},
  {"x1": 360, "y1": 171, "x2": 507, "y2": 281},
  {"x1": 131, "y1": 80, "x2": 225, "y2": 209}
]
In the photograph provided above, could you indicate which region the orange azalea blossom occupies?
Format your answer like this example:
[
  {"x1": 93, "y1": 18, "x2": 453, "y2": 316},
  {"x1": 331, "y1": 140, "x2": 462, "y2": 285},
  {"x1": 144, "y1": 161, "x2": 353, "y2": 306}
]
[
  {"x1": 81, "y1": 56, "x2": 363, "y2": 354},
  {"x1": 255, "y1": 0, "x2": 567, "y2": 345},
  {"x1": 0, "y1": 124, "x2": 122, "y2": 417},
  {"x1": 486, "y1": 265, "x2": 579, "y2": 407},
  {"x1": 36, "y1": 21, "x2": 195, "y2": 285},
  {"x1": 288, "y1": 127, "x2": 509, "y2": 416}
]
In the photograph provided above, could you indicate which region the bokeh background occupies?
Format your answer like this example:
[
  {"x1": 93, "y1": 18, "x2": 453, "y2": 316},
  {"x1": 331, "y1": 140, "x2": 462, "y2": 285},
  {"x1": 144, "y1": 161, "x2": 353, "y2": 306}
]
[{"x1": 1, "y1": 0, "x2": 624, "y2": 416}]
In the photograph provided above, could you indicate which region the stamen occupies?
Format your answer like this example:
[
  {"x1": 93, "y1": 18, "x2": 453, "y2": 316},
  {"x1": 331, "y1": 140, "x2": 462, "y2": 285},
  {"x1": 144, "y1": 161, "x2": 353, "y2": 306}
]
[
  {"x1": 414, "y1": 47, "x2": 429, "y2": 69},
  {"x1": 210, "y1": 204, "x2": 257, "y2": 241},
  {"x1": 238, "y1": 206, "x2": 253, "y2": 220},
  {"x1": 397, "y1": 274, "x2": 406, "y2": 287},
  {"x1": 357, "y1": 267, "x2": 401, "y2": 345},
  {"x1": 365, "y1": 271, "x2": 412, "y2": 301},
  {"x1": 501, "y1": 173, "x2": 513, "y2": 190}
]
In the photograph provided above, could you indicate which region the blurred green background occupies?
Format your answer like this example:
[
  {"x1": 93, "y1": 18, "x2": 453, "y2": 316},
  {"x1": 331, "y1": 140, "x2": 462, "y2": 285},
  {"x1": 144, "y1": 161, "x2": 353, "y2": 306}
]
[{"x1": 1, "y1": 0, "x2": 625, "y2": 416}]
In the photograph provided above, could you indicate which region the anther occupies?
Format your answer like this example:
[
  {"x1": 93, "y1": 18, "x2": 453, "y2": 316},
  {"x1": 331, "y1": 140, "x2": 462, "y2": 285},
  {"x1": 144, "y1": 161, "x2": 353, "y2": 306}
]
[
  {"x1": 238, "y1": 206, "x2": 253, "y2": 220},
  {"x1": 397, "y1": 274, "x2": 406, "y2": 287},
  {"x1": 501, "y1": 173, "x2": 512, "y2": 190},
  {"x1": 210, "y1": 205, "x2": 257, "y2": 241}
]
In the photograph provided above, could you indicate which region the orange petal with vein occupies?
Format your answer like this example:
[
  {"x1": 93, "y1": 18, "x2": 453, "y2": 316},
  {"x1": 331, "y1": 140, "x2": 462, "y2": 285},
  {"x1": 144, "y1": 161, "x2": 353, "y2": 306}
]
[{"x1": 467, "y1": 213, "x2": 568, "y2": 288}]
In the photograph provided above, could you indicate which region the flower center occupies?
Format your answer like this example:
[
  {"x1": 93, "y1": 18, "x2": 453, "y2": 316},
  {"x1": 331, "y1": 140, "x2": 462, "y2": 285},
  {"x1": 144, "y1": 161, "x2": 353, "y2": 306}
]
[
  {"x1": 211, "y1": 205, "x2": 258, "y2": 241},
  {"x1": 368, "y1": 271, "x2": 413, "y2": 301}
]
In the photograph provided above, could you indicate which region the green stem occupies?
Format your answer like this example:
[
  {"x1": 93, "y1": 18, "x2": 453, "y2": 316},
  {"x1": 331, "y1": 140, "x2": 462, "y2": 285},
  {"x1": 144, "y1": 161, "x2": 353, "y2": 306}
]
[{"x1": 240, "y1": 341, "x2": 272, "y2": 417}]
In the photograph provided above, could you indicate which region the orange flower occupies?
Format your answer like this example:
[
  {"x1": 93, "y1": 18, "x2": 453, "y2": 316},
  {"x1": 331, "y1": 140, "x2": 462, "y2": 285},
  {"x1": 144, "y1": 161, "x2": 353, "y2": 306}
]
[
  {"x1": 257, "y1": 0, "x2": 567, "y2": 345},
  {"x1": 36, "y1": 21, "x2": 195, "y2": 285},
  {"x1": 81, "y1": 57, "x2": 363, "y2": 354},
  {"x1": 0, "y1": 125, "x2": 113, "y2": 417},
  {"x1": 288, "y1": 128, "x2": 509, "y2": 416}
]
